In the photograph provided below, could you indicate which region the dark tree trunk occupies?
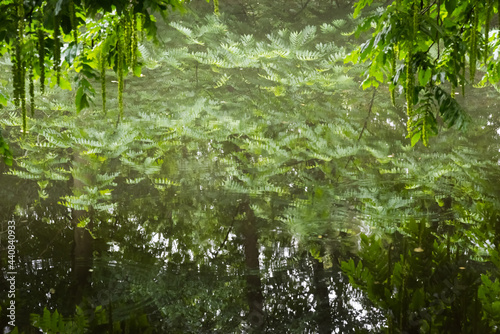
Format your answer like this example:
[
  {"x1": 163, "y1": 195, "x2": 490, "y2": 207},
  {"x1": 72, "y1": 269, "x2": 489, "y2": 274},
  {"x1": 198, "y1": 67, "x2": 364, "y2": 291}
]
[
  {"x1": 70, "y1": 153, "x2": 93, "y2": 308},
  {"x1": 312, "y1": 254, "x2": 333, "y2": 334},
  {"x1": 241, "y1": 201, "x2": 265, "y2": 329}
]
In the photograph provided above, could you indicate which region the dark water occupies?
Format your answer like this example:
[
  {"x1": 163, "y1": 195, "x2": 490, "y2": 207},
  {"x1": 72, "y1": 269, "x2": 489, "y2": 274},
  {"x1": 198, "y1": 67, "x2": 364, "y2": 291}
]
[{"x1": 1, "y1": 2, "x2": 500, "y2": 333}]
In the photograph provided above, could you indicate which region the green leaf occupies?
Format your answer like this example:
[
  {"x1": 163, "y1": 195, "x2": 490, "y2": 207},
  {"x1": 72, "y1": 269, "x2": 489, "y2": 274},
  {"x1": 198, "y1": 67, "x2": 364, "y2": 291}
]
[
  {"x1": 362, "y1": 77, "x2": 372, "y2": 90},
  {"x1": 353, "y1": 0, "x2": 375, "y2": 18},
  {"x1": 59, "y1": 76, "x2": 72, "y2": 91},
  {"x1": 310, "y1": 245, "x2": 321, "y2": 260},
  {"x1": 411, "y1": 132, "x2": 421, "y2": 147},
  {"x1": 63, "y1": 43, "x2": 82, "y2": 65},
  {"x1": 0, "y1": 90, "x2": 7, "y2": 106},
  {"x1": 418, "y1": 68, "x2": 432, "y2": 86},
  {"x1": 75, "y1": 78, "x2": 96, "y2": 113},
  {"x1": 445, "y1": 0, "x2": 457, "y2": 15},
  {"x1": 75, "y1": 86, "x2": 88, "y2": 114},
  {"x1": 133, "y1": 65, "x2": 142, "y2": 77},
  {"x1": 411, "y1": 287, "x2": 425, "y2": 310},
  {"x1": 77, "y1": 217, "x2": 90, "y2": 228}
]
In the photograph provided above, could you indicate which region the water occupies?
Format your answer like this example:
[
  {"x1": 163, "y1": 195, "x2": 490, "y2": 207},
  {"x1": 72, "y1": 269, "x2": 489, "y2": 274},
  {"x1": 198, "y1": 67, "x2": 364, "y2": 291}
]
[{"x1": 1, "y1": 2, "x2": 500, "y2": 333}]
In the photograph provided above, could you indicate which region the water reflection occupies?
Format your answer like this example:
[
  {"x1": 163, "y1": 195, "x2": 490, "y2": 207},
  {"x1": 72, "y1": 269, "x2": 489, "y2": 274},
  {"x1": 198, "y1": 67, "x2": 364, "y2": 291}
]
[{"x1": 1, "y1": 3, "x2": 500, "y2": 333}]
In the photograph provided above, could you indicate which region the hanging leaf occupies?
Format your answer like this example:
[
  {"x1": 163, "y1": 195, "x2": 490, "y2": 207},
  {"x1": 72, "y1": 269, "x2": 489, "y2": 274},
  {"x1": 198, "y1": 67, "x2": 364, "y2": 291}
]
[{"x1": 75, "y1": 77, "x2": 96, "y2": 113}]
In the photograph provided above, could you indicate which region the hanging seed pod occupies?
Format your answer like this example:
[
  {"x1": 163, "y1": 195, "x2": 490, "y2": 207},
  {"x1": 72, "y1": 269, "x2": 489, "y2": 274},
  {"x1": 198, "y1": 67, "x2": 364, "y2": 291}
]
[
  {"x1": 29, "y1": 62, "x2": 34, "y2": 117},
  {"x1": 406, "y1": 4, "x2": 418, "y2": 136},
  {"x1": 69, "y1": 0, "x2": 78, "y2": 43},
  {"x1": 461, "y1": 51, "x2": 466, "y2": 97},
  {"x1": 132, "y1": 12, "x2": 138, "y2": 70},
  {"x1": 214, "y1": 0, "x2": 220, "y2": 15},
  {"x1": 406, "y1": 57, "x2": 413, "y2": 135},
  {"x1": 422, "y1": 115, "x2": 428, "y2": 146},
  {"x1": 123, "y1": 16, "x2": 130, "y2": 70},
  {"x1": 54, "y1": 14, "x2": 61, "y2": 86},
  {"x1": 17, "y1": 0, "x2": 27, "y2": 134},
  {"x1": 21, "y1": 61, "x2": 26, "y2": 135},
  {"x1": 12, "y1": 0, "x2": 25, "y2": 108},
  {"x1": 100, "y1": 47, "x2": 106, "y2": 114},
  {"x1": 38, "y1": 26, "x2": 45, "y2": 94},
  {"x1": 117, "y1": 26, "x2": 124, "y2": 120},
  {"x1": 128, "y1": 14, "x2": 133, "y2": 69},
  {"x1": 485, "y1": 1, "x2": 491, "y2": 61},
  {"x1": 469, "y1": 4, "x2": 478, "y2": 82},
  {"x1": 390, "y1": 47, "x2": 396, "y2": 106},
  {"x1": 136, "y1": 13, "x2": 144, "y2": 43},
  {"x1": 12, "y1": 55, "x2": 20, "y2": 107}
]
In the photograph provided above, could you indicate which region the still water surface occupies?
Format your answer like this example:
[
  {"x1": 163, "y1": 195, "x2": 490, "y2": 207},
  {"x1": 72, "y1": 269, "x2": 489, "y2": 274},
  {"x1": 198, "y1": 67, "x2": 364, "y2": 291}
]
[{"x1": 1, "y1": 2, "x2": 500, "y2": 333}]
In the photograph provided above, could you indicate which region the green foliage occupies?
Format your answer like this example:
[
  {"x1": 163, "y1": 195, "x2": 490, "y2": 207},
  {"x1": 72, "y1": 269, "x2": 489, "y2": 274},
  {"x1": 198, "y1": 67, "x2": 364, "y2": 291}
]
[
  {"x1": 341, "y1": 216, "x2": 499, "y2": 332},
  {"x1": 0, "y1": 129, "x2": 13, "y2": 166},
  {"x1": 0, "y1": 0, "x2": 188, "y2": 136},
  {"x1": 478, "y1": 275, "x2": 500, "y2": 327},
  {"x1": 1, "y1": 2, "x2": 499, "y2": 332},
  {"x1": 30, "y1": 306, "x2": 88, "y2": 334},
  {"x1": 347, "y1": 0, "x2": 499, "y2": 146}
]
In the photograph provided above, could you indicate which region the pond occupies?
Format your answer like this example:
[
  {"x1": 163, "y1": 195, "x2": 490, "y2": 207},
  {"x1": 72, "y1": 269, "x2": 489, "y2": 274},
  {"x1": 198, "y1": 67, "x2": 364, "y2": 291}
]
[{"x1": 1, "y1": 1, "x2": 500, "y2": 333}]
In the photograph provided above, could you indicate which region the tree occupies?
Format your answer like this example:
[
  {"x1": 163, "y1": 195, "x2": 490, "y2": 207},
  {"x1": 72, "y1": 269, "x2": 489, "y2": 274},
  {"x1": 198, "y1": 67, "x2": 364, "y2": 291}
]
[{"x1": 347, "y1": 0, "x2": 500, "y2": 146}]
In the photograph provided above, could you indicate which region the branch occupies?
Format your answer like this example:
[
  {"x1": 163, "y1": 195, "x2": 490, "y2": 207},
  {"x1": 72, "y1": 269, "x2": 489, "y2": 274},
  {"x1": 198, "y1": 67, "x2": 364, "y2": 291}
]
[
  {"x1": 344, "y1": 88, "x2": 376, "y2": 169},
  {"x1": 291, "y1": 0, "x2": 311, "y2": 19},
  {"x1": 212, "y1": 205, "x2": 239, "y2": 259}
]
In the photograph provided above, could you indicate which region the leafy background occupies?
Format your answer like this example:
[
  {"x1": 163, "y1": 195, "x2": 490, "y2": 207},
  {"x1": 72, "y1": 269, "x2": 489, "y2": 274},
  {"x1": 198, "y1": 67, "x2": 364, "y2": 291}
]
[{"x1": 0, "y1": 0, "x2": 499, "y2": 333}]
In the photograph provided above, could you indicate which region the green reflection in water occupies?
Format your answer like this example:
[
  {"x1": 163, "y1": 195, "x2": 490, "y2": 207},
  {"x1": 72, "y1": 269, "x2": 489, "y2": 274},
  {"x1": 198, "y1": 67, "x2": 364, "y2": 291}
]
[{"x1": 1, "y1": 1, "x2": 500, "y2": 333}]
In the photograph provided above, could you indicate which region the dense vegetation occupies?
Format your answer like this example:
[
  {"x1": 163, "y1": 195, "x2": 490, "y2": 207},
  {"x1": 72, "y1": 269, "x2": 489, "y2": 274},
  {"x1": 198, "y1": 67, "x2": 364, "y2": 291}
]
[{"x1": 0, "y1": 0, "x2": 499, "y2": 333}]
